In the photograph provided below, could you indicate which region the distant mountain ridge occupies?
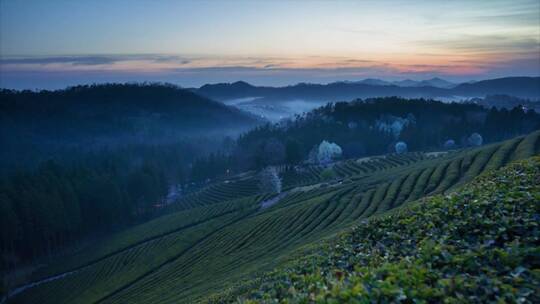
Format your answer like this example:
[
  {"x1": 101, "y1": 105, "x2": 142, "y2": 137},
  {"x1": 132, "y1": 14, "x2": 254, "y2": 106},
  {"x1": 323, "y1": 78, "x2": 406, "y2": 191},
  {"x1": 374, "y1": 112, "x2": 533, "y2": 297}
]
[
  {"x1": 194, "y1": 76, "x2": 540, "y2": 102},
  {"x1": 358, "y1": 77, "x2": 456, "y2": 88},
  {"x1": 417, "y1": 77, "x2": 456, "y2": 88}
]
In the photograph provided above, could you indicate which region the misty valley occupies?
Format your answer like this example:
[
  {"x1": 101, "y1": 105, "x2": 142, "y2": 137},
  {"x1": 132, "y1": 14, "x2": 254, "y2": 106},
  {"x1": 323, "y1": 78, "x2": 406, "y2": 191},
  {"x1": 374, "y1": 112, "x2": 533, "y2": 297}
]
[
  {"x1": 1, "y1": 1, "x2": 540, "y2": 303},
  {"x1": 1, "y1": 76, "x2": 540, "y2": 303}
]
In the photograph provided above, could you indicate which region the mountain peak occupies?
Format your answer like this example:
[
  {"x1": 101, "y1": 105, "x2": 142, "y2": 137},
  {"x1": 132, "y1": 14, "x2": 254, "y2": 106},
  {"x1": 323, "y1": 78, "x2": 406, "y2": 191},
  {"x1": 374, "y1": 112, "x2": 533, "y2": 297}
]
[
  {"x1": 231, "y1": 80, "x2": 254, "y2": 88},
  {"x1": 359, "y1": 78, "x2": 391, "y2": 86},
  {"x1": 393, "y1": 79, "x2": 420, "y2": 87},
  {"x1": 428, "y1": 77, "x2": 445, "y2": 81},
  {"x1": 419, "y1": 77, "x2": 456, "y2": 88}
]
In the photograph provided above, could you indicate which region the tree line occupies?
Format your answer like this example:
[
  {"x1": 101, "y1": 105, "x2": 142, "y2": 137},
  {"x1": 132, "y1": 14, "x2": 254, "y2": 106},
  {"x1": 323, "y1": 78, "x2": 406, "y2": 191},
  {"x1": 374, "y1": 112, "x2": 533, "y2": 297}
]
[
  {"x1": 0, "y1": 83, "x2": 259, "y2": 170},
  {"x1": 189, "y1": 98, "x2": 540, "y2": 179},
  {"x1": 0, "y1": 141, "x2": 219, "y2": 271}
]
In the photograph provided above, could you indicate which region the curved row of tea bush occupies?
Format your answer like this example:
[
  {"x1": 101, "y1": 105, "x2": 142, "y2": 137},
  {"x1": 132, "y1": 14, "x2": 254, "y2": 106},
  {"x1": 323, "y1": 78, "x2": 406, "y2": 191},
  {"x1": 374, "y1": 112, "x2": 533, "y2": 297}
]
[
  {"x1": 7, "y1": 131, "x2": 539, "y2": 304},
  {"x1": 215, "y1": 156, "x2": 540, "y2": 303},
  {"x1": 163, "y1": 177, "x2": 261, "y2": 213},
  {"x1": 24, "y1": 194, "x2": 267, "y2": 284}
]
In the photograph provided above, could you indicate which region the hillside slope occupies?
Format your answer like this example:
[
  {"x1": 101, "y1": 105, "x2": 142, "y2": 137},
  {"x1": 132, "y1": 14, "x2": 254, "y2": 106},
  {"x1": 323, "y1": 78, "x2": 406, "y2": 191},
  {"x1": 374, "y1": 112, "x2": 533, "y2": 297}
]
[
  {"x1": 0, "y1": 83, "x2": 261, "y2": 167},
  {"x1": 234, "y1": 98, "x2": 540, "y2": 169},
  {"x1": 0, "y1": 83, "x2": 259, "y2": 134},
  {"x1": 216, "y1": 156, "x2": 540, "y2": 303},
  {"x1": 4, "y1": 131, "x2": 540, "y2": 304}
]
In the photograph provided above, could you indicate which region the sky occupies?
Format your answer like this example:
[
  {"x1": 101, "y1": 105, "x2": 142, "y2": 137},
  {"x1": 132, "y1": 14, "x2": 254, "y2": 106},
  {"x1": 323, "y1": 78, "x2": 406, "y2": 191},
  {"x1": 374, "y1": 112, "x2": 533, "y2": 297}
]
[{"x1": 1, "y1": 0, "x2": 539, "y2": 89}]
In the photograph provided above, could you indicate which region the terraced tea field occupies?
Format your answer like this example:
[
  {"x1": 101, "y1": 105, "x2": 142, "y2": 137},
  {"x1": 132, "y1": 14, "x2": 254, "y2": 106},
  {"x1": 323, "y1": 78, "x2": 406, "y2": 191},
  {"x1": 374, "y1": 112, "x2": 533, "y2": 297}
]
[
  {"x1": 219, "y1": 156, "x2": 540, "y2": 303},
  {"x1": 5, "y1": 130, "x2": 540, "y2": 304}
]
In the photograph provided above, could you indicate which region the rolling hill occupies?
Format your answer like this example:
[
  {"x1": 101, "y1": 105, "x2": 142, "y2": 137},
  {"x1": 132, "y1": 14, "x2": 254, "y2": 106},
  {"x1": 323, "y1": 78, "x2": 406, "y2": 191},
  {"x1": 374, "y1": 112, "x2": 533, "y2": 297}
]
[
  {"x1": 216, "y1": 156, "x2": 540, "y2": 303},
  {"x1": 233, "y1": 97, "x2": 540, "y2": 168},
  {"x1": 3, "y1": 130, "x2": 539, "y2": 303},
  {"x1": 0, "y1": 83, "x2": 262, "y2": 167}
]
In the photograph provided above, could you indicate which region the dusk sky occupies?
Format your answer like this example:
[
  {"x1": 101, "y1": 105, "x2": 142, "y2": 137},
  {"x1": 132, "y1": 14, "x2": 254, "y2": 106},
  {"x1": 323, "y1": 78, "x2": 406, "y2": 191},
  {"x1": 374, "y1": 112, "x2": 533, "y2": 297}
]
[{"x1": 1, "y1": 0, "x2": 539, "y2": 89}]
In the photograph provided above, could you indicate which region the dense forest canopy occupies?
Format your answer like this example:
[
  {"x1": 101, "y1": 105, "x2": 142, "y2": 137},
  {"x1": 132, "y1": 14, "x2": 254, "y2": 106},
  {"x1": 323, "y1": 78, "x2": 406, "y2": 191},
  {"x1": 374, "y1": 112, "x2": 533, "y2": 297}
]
[
  {"x1": 0, "y1": 140, "x2": 219, "y2": 266},
  {"x1": 0, "y1": 83, "x2": 262, "y2": 270},
  {"x1": 0, "y1": 83, "x2": 261, "y2": 169},
  {"x1": 467, "y1": 94, "x2": 540, "y2": 112},
  {"x1": 227, "y1": 97, "x2": 540, "y2": 169}
]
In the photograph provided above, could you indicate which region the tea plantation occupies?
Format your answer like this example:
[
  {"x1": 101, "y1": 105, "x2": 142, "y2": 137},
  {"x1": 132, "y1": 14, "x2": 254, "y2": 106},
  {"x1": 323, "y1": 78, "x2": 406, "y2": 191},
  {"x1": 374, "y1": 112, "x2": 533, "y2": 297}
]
[
  {"x1": 5, "y1": 130, "x2": 540, "y2": 304},
  {"x1": 216, "y1": 156, "x2": 540, "y2": 303}
]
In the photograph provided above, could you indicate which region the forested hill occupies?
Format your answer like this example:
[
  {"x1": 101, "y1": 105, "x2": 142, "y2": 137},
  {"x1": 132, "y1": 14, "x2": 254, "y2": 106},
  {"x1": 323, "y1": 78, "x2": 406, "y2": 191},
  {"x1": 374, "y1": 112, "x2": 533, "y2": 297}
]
[
  {"x1": 194, "y1": 76, "x2": 540, "y2": 101},
  {"x1": 233, "y1": 97, "x2": 540, "y2": 169},
  {"x1": 0, "y1": 84, "x2": 263, "y2": 266},
  {"x1": 0, "y1": 83, "x2": 260, "y2": 136},
  {"x1": 0, "y1": 83, "x2": 261, "y2": 167}
]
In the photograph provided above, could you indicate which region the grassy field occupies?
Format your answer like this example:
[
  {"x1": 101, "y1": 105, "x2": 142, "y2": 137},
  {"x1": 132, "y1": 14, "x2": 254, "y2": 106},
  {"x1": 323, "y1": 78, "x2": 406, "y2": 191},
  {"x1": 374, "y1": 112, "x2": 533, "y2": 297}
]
[{"x1": 6, "y1": 130, "x2": 540, "y2": 304}]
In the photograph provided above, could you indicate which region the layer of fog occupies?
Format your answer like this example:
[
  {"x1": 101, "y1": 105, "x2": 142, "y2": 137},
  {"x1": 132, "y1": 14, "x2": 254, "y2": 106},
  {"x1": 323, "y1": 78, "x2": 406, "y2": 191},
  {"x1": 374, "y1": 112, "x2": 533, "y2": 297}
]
[
  {"x1": 434, "y1": 95, "x2": 478, "y2": 103},
  {"x1": 224, "y1": 97, "x2": 327, "y2": 122},
  {"x1": 222, "y1": 94, "x2": 494, "y2": 122}
]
